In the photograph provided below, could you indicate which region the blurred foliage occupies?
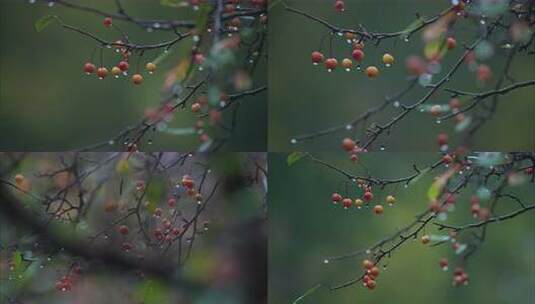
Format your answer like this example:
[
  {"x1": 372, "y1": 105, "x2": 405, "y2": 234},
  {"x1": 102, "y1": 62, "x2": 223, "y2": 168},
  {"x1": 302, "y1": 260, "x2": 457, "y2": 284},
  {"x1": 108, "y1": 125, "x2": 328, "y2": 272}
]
[
  {"x1": 269, "y1": 152, "x2": 535, "y2": 303},
  {"x1": 0, "y1": 152, "x2": 266, "y2": 304}
]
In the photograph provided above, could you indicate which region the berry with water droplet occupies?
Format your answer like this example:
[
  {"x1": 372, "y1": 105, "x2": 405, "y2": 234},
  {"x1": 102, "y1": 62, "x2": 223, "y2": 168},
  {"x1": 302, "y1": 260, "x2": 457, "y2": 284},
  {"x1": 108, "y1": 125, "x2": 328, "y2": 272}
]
[
  {"x1": 97, "y1": 67, "x2": 108, "y2": 79},
  {"x1": 311, "y1": 51, "x2": 325, "y2": 64},
  {"x1": 352, "y1": 49, "x2": 364, "y2": 62},
  {"x1": 382, "y1": 53, "x2": 394, "y2": 66},
  {"x1": 373, "y1": 204, "x2": 384, "y2": 214},
  {"x1": 366, "y1": 66, "x2": 379, "y2": 78},
  {"x1": 421, "y1": 234, "x2": 431, "y2": 245},
  {"x1": 118, "y1": 61, "x2": 129, "y2": 71},
  {"x1": 83, "y1": 62, "x2": 96, "y2": 74},
  {"x1": 341, "y1": 58, "x2": 353, "y2": 70},
  {"x1": 342, "y1": 138, "x2": 356, "y2": 151},
  {"x1": 325, "y1": 58, "x2": 338, "y2": 71},
  {"x1": 342, "y1": 198, "x2": 352, "y2": 209},
  {"x1": 332, "y1": 192, "x2": 342, "y2": 203},
  {"x1": 334, "y1": 0, "x2": 345, "y2": 12},
  {"x1": 132, "y1": 74, "x2": 143, "y2": 85},
  {"x1": 146, "y1": 62, "x2": 157, "y2": 73},
  {"x1": 103, "y1": 17, "x2": 113, "y2": 27}
]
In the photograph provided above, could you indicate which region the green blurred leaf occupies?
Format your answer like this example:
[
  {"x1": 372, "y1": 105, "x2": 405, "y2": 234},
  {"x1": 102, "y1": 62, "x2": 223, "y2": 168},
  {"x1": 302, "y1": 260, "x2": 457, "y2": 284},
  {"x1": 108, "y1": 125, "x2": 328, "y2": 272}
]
[
  {"x1": 292, "y1": 284, "x2": 323, "y2": 304},
  {"x1": 161, "y1": 127, "x2": 196, "y2": 136},
  {"x1": 146, "y1": 179, "x2": 166, "y2": 212},
  {"x1": 35, "y1": 15, "x2": 59, "y2": 32},
  {"x1": 136, "y1": 279, "x2": 170, "y2": 304},
  {"x1": 287, "y1": 152, "x2": 306, "y2": 167},
  {"x1": 427, "y1": 180, "x2": 441, "y2": 201},
  {"x1": 424, "y1": 38, "x2": 448, "y2": 60},
  {"x1": 11, "y1": 250, "x2": 22, "y2": 271}
]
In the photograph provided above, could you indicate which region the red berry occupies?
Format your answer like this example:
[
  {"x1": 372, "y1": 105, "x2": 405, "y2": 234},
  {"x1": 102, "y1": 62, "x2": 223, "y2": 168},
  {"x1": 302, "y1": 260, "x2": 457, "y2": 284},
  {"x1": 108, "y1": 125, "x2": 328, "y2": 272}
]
[
  {"x1": 477, "y1": 64, "x2": 492, "y2": 83},
  {"x1": 311, "y1": 51, "x2": 325, "y2": 64},
  {"x1": 368, "y1": 266, "x2": 380, "y2": 278},
  {"x1": 363, "y1": 191, "x2": 373, "y2": 202},
  {"x1": 366, "y1": 66, "x2": 379, "y2": 78},
  {"x1": 167, "y1": 198, "x2": 176, "y2": 207},
  {"x1": 182, "y1": 176, "x2": 195, "y2": 189},
  {"x1": 525, "y1": 167, "x2": 534, "y2": 175},
  {"x1": 96, "y1": 67, "x2": 108, "y2": 79},
  {"x1": 103, "y1": 17, "x2": 113, "y2": 27},
  {"x1": 342, "y1": 198, "x2": 352, "y2": 209},
  {"x1": 350, "y1": 154, "x2": 359, "y2": 162},
  {"x1": 362, "y1": 259, "x2": 374, "y2": 269},
  {"x1": 439, "y1": 258, "x2": 448, "y2": 269},
  {"x1": 437, "y1": 132, "x2": 448, "y2": 147},
  {"x1": 121, "y1": 242, "x2": 133, "y2": 252},
  {"x1": 325, "y1": 58, "x2": 338, "y2": 71},
  {"x1": 332, "y1": 192, "x2": 343, "y2": 203},
  {"x1": 118, "y1": 225, "x2": 129, "y2": 235},
  {"x1": 449, "y1": 98, "x2": 461, "y2": 109},
  {"x1": 352, "y1": 49, "x2": 364, "y2": 62},
  {"x1": 334, "y1": 0, "x2": 345, "y2": 12},
  {"x1": 446, "y1": 37, "x2": 457, "y2": 50},
  {"x1": 83, "y1": 62, "x2": 96, "y2": 74},
  {"x1": 118, "y1": 61, "x2": 129, "y2": 71},
  {"x1": 366, "y1": 280, "x2": 376, "y2": 290},
  {"x1": 342, "y1": 138, "x2": 356, "y2": 151},
  {"x1": 442, "y1": 154, "x2": 453, "y2": 164}
]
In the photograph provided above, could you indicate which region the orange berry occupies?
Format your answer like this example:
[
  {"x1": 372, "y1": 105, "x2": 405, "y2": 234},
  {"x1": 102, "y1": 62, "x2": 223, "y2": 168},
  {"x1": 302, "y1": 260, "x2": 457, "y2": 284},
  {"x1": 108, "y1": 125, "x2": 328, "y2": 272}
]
[
  {"x1": 131, "y1": 74, "x2": 144, "y2": 85},
  {"x1": 366, "y1": 66, "x2": 379, "y2": 78}
]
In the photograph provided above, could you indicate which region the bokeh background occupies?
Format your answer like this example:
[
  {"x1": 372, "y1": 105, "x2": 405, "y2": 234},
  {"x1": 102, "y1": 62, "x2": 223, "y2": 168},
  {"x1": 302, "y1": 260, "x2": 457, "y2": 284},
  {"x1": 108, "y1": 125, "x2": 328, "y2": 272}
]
[
  {"x1": 0, "y1": 152, "x2": 267, "y2": 303},
  {"x1": 0, "y1": 1, "x2": 267, "y2": 151},
  {"x1": 269, "y1": 152, "x2": 535, "y2": 303},
  {"x1": 269, "y1": 0, "x2": 535, "y2": 151}
]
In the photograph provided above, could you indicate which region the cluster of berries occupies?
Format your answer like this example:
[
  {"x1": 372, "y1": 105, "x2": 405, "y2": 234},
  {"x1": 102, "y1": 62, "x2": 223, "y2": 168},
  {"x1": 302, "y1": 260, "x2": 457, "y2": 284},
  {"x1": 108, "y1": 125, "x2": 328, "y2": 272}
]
[
  {"x1": 311, "y1": 42, "x2": 394, "y2": 78},
  {"x1": 331, "y1": 189, "x2": 396, "y2": 215},
  {"x1": 55, "y1": 264, "x2": 83, "y2": 293},
  {"x1": 361, "y1": 259, "x2": 380, "y2": 290}
]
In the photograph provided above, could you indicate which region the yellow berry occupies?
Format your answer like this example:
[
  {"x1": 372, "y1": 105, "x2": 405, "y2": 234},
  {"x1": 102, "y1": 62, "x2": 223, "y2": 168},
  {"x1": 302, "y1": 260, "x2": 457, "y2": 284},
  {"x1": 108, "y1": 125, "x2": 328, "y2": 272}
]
[
  {"x1": 386, "y1": 195, "x2": 396, "y2": 205},
  {"x1": 131, "y1": 74, "x2": 144, "y2": 85},
  {"x1": 145, "y1": 62, "x2": 157, "y2": 72},
  {"x1": 341, "y1": 58, "x2": 353, "y2": 70},
  {"x1": 382, "y1": 53, "x2": 395, "y2": 66},
  {"x1": 14, "y1": 174, "x2": 24, "y2": 184},
  {"x1": 421, "y1": 235, "x2": 431, "y2": 245}
]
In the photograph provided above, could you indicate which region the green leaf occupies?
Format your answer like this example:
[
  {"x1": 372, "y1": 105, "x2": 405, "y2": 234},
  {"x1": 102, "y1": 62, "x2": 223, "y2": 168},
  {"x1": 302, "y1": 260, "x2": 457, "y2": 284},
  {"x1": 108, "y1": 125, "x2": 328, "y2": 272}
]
[
  {"x1": 35, "y1": 15, "x2": 59, "y2": 32},
  {"x1": 145, "y1": 179, "x2": 166, "y2": 213},
  {"x1": 287, "y1": 152, "x2": 306, "y2": 167},
  {"x1": 135, "y1": 279, "x2": 170, "y2": 304},
  {"x1": 11, "y1": 250, "x2": 23, "y2": 271},
  {"x1": 427, "y1": 180, "x2": 441, "y2": 201}
]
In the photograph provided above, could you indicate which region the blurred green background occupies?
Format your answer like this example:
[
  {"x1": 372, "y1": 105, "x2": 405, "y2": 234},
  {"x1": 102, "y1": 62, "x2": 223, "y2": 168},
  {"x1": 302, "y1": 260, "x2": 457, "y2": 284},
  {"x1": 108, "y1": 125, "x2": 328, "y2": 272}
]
[
  {"x1": 269, "y1": 152, "x2": 535, "y2": 303},
  {"x1": 268, "y1": 0, "x2": 535, "y2": 152},
  {"x1": 0, "y1": 1, "x2": 267, "y2": 151}
]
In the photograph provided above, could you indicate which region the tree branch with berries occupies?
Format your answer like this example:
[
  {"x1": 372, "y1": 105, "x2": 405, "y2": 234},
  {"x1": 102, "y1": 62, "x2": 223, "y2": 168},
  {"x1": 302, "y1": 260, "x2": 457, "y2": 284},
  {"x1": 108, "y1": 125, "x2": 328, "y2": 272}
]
[
  {"x1": 0, "y1": 152, "x2": 267, "y2": 303},
  {"x1": 283, "y1": 0, "x2": 535, "y2": 154},
  {"x1": 30, "y1": 0, "x2": 267, "y2": 152},
  {"x1": 286, "y1": 151, "x2": 535, "y2": 302}
]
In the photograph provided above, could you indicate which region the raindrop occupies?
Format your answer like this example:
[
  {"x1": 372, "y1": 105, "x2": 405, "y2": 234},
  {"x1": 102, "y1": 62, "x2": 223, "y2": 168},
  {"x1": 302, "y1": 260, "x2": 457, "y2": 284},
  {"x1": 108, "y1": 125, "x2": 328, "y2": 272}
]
[
  {"x1": 393, "y1": 101, "x2": 400, "y2": 108},
  {"x1": 48, "y1": 1, "x2": 55, "y2": 7},
  {"x1": 323, "y1": 259, "x2": 330, "y2": 264},
  {"x1": 290, "y1": 138, "x2": 298, "y2": 144},
  {"x1": 379, "y1": 146, "x2": 386, "y2": 151},
  {"x1": 436, "y1": 119, "x2": 442, "y2": 124},
  {"x1": 345, "y1": 124, "x2": 353, "y2": 130}
]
